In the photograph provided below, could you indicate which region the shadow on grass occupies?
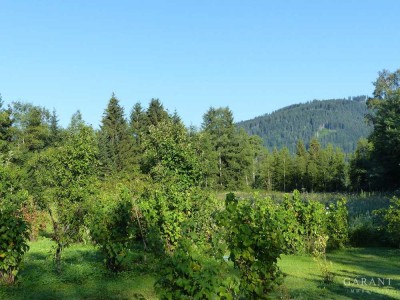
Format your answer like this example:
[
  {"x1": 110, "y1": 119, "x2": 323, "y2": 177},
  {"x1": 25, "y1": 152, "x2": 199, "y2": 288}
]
[
  {"x1": 0, "y1": 242, "x2": 156, "y2": 300},
  {"x1": 282, "y1": 274, "x2": 396, "y2": 300},
  {"x1": 328, "y1": 247, "x2": 400, "y2": 278}
]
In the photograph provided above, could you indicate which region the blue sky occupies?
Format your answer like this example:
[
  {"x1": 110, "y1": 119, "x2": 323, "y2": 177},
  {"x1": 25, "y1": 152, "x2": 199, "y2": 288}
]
[{"x1": 1, "y1": 0, "x2": 399, "y2": 128}]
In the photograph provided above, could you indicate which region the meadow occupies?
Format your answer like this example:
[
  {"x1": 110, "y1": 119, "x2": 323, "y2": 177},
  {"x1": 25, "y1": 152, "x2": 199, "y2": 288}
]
[
  {"x1": 1, "y1": 192, "x2": 399, "y2": 300},
  {"x1": 1, "y1": 238, "x2": 399, "y2": 299}
]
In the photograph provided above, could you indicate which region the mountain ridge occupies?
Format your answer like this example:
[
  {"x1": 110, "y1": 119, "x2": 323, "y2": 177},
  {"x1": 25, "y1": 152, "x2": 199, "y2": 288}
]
[{"x1": 236, "y1": 96, "x2": 371, "y2": 153}]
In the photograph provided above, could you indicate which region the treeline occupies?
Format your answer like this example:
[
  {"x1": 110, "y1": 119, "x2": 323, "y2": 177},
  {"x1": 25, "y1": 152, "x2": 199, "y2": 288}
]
[
  {"x1": 0, "y1": 94, "x2": 349, "y2": 192},
  {"x1": 237, "y1": 97, "x2": 371, "y2": 153},
  {"x1": 0, "y1": 70, "x2": 399, "y2": 197},
  {"x1": 0, "y1": 85, "x2": 398, "y2": 193}
]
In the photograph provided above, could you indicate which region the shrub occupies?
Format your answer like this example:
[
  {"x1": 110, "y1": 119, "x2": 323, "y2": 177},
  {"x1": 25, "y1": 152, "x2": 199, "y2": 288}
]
[
  {"x1": 20, "y1": 197, "x2": 47, "y2": 241},
  {"x1": 312, "y1": 235, "x2": 334, "y2": 284},
  {"x1": 348, "y1": 213, "x2": 387, "y2": 247},
  {"x1": 383, "y1": 196, "x2": 400, "y2": 248},
  {"x1": 284, "y1": 191, "x2": 327, "y2": 253},
  {"x1": 89, "y1": 185, "x2": 143, "y2": 272},
  {"x1": 155, "y1": 237, "x2": 239, "y2": 300},
  {"x1": 219, "y1": 193, "x2": 294, "y2": 298},
  {"x1": 0, "y1": 203, "x2": 30, "y2": 284},
  {"x1": 326, "y1": 198, "x2": 349, "y2": 250}
]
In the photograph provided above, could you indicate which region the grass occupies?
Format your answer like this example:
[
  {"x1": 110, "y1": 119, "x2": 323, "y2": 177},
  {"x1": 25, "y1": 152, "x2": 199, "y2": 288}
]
[
  {"x1": 0, "y1": 238, "x2": 157, "y2": 300},
  {"x1": 277, "y1": 247, "x2": 400, "y2": 299},
  {"x1": 2, "y1": 238, "x2": 399, "y2": 299}
]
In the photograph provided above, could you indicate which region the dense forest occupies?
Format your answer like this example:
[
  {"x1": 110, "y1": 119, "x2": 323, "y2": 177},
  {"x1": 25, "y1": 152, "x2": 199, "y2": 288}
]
[
  {"x1": 237, "y1": 96, "x2": 371, "y2": 153},
  {"x1": 1, "y1": 69, "x2": 400, "y2": 298}
]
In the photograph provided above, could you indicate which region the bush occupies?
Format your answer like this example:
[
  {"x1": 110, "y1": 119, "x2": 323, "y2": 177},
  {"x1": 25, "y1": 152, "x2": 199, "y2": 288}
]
[
  {"x1": 348, "y1": 213, "x2": 388, "y2": 247},
  {"x1": 89, "y1": 185, "x2": 143, "y2": 272},
  {"x1": 326, "y1": 198, "x2": 349, "y2": 250},
  {"x1": 383, "y1": 196, "x2": 400, "y2": 248},
  {"x1": 219, "y1": 193, "x2": 294, "y2": 298},
  {"x1": 283, "y1": 191, "x2": 349, "y2": 252},
  {"x1": 155, "y1": 237, "x2": 239, "y2": 300},
  {"x1": 283, "y1": 191, "x2": 327, "y2": 254},
  {"x1": 0, "y1": 203, "x2": 30, "y2": 284}
]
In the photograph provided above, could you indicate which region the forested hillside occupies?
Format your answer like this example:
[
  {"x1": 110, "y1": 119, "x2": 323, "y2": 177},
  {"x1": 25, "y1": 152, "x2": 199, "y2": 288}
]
[{"x1": 237, "y1": 96, "x2": 371, "y2": 153}]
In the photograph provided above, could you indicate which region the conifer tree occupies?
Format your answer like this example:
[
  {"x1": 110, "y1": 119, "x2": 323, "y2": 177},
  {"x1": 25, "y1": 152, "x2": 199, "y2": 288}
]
[
  {"x1": 146, "y1": 98, "x2": 170, "y2": 127},
  {"x1": 129, "y1": 102, "x2": 147, "y2": 148},
  {"x1": 307, "y1": 138, "x2": 321, "y2": 191},
  {"x1": 49, "y1": 108, "x2": 62, "y2": 145},
  {"x1": 98, "y1": 94, "x2": 134, "y2": 176},
  {"x1": 293, "y1": 139, "x2": 308, "y2": 190}
]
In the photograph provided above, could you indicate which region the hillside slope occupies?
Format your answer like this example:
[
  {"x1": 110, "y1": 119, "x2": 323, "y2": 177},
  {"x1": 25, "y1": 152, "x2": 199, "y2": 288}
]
[{"x1": 237, "y1": 97, "x2": 372, "y2": 153}]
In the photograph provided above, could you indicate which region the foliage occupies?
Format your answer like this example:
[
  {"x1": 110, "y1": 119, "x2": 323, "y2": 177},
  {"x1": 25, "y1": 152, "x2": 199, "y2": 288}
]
[
  {"x1": 155, "y1": 238, "x2": 239, "y2": 300},
  {"x1": 0, "y1": 153, "x2": 30, "y2": 284},
  {"x1": 383, "y1": 196, "x2": 400, "y2": 248},
  {"x1": 88, "y1": 185, "x2": 144, "y2": 272},
  {"x1": 349, "y1": 138, "x2": 374, "y2": 191},
  {"x1": 20, "y1": 197, "x2": 47, "y2": 241},
  {"x1": 218, "y1": 193, "x2": 294, "y2": 298},
  {"x1": 348, "y1": 212, "x2": 388, "y2": 247},
  {"x1": 98, "y1": 93, "x2": 135, "y2": 176},
  {"x1": 29, "y1": 123, "x2": 98, "y2": 272},
  {"x1": 283, "y1": 191, "x2": 348, "y2": 252},
  {"x1": 0, "y1": 99, "x2": 13, "y2": 152},
  {"x1": 326, "y1": 198, "x2": 348, "y2": 250},
  {"x1": 0, "y1": 204, "x2": 30, "y2": 285},
  {"x1": 141, "y1": 119, "x2": 201, "y2": 188},
  {"x1": 358, "y1": 68, "x2": 400, "y2": 191},
  {"x1": 368, "y1": 91, "x2": 400, "y2": 190},
  {"x1": 9, "y1": 101, "x2": 52, "y2": 153},
  {"x1": 140, "y1": 182, "x2": 194, "y2": 253},
  {"x1": 311, "y1": 235, "x2": 334, "y2": 284}
]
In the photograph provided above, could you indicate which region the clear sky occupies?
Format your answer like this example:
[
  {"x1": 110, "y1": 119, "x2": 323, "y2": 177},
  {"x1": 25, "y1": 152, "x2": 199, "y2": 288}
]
[{"x1": 1, "y1": 0, "x2": 399, "y2": 128}]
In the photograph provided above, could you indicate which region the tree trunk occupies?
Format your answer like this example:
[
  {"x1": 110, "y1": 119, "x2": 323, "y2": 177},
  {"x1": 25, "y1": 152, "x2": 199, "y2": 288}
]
[{"x1": 55, "y1": 243, "x2": 62, "y2": 274}]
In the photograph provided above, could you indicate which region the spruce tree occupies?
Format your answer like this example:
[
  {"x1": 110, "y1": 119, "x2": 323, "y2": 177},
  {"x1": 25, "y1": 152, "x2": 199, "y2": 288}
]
[
  {"x1": 146, "y1": 98, "x2": 170, "y2": 127},
  {"x1": 49, "y1": 108, "x2": 61, "y2": 145},
  {"x1": 294, "y1": 139, "x2": 308, "y2": 190},
  {"x1": 98, "y1": 94, "x2": 134, "y2": 176},
  {"x1": 129, "y1": 102, "x2": 147, "y2": 148}
]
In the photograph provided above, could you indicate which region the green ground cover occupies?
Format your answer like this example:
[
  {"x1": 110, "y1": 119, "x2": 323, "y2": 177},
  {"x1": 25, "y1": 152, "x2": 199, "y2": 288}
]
[{"x1": 1, "y1": 238, "x2": 399, "y2": 299}]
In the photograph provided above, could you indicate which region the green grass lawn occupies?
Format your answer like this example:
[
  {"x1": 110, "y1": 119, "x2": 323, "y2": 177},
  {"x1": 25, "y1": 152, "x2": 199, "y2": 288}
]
[
  {"x1": 277, "y1": 247, "x2": 400, "y2": 299},
  {"x1": 1, "y1": 238, "x2": 399, "y2": 299},
  {"x1": 0, "y1": 238, "x2": 157, "y2": 300}
]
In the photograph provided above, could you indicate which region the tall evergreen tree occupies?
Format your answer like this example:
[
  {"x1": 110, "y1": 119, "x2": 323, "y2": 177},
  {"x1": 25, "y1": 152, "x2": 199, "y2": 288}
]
[
  {"x1": 307, "y1": 138, "x2": 321, "y2": 191},
  {"x1": 98, "y1": 94, "x2": 134, "y2": 176},
  {"x1": 129, "y1": 102, "x2": 147, "y2": 148},
  {"x1": 49, "y1": 108, "x2": 62, "y2": 145},
  {"x1": 146, "y1": 98, "x2": 169, "y2": 127},
  {"x1": 293, "y1": 139, "x2": 308, "y2": 190}
]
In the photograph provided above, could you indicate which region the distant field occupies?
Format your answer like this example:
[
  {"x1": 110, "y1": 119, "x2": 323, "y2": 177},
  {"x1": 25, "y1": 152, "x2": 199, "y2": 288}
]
[
  {"x1": 1, "y1": 238, "x2": 399, "y2": 300},
  {"x1": 216, "y1": 191, "x2": 390, "y2": 212}
]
